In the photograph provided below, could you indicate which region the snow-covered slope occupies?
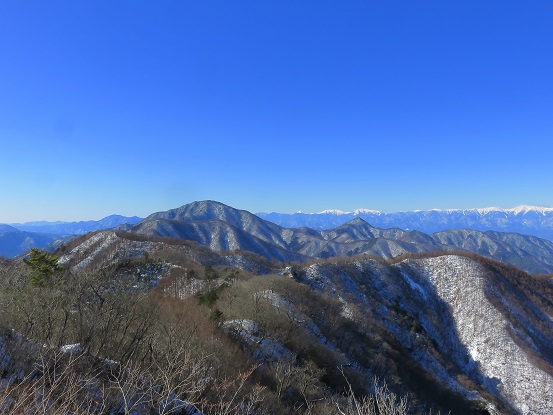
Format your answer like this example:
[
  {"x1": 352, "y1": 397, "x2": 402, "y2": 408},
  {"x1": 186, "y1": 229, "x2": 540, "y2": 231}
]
[
  {"x1": 407, "y1": 256, "x2": 553, "y2": 414},
  {"x1": 289, "y1": 253, "x2": 553, "y2": 414}
]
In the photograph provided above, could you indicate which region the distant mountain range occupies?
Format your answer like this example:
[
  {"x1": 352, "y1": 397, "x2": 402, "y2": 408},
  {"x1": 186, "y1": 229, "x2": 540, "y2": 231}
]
[
  {"x1": 257, "y1": 205, "x2": 553, "y2": 241},
  {"x1": 5, "y1": 203, "x2": 553, "y2": 274},
  {"x1": 121, "y1": 201, "x2": 553, "y2": 273},
  {"x1": 0, "y1": 227, "x2": 69, "y2": 258},
  {"x1": 9, "y1": 215, "x2": 143, "y2": 235},
  {"x1": 0, "y1": 215, "x2": 142, "y2": 258}
]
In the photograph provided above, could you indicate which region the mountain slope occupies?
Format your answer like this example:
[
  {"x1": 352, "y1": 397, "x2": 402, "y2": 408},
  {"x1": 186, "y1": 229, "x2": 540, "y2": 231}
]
[
  {"x1": 0, "y1": 224, "x2": 19, "y2": 233},
  {"x1": 131, "y1": 218, "x2": 309, "y2": 263},
  {"x1": 0, "y1": 229, "x2": 64, "y2": 258},
  {"x1": 401, "y1": 255, "x2": 553, "y2": 413},
  {"x1": 0, "y1": 215, "x2": 143, "y2": 258},
  {"x1": 410, "y1": 229, "x2": 553, "y2": 274},
  {"x1": 291, "y1": 253, "x2": 553, "y2": 414},
  {"x1": 130, "y1": 201, "x2": 553, "y2": 274},
  {"x1": 46, "y1": 230, "x2": 553, "y2": 413},
  {"x1": 10, "y1": 214, "x2": 142, "y2": 235},
  {"x1": 145, "y1": 200, "x2": 308, "y2": 249}
]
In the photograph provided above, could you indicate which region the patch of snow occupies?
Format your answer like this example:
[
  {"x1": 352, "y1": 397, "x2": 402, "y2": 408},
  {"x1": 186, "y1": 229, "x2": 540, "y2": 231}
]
[
  {"x1": 337, "y1": 296, "x2": 355, "y2": 320},
  {"x1": 256, "y1": 290, "x2": 329, "y2": 343},
  {"x1": 400, "y1": 271, "x2": 427, "y2": 299},
  {"x1": 353, "y1": 208, "x2": 382, "y2": 215},
  {"x1": 303, "y1": 264, "x2": 331, "y2": 290},
  {"x1": 165, "y1": 278, "x2": 210, "y2": 300},
  {"x1": 306, "y1": 208, "x2": 383, "y2": 215},
  {"x1": 59, "y1": 231, "x2": 118, "y2": 269},
  {"x1": 60, "y1": 343, "x2": 82, "y2": 353},
  {"x1": 318, "y1": 209, "x2": 351, "y2": 215},
  {"x1": 222, "y1": 319, "x2": 261, "y2": 345},
  {"x1": 222, "y1": 319, "x2": 294, "y2": 363},
  {"x1": 510, "y1": 205, "x2": 553, "y2": 215}
]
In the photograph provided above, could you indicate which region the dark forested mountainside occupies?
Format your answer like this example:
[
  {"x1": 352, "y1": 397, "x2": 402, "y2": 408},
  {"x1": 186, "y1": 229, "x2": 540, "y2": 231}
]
[{"x1": 128, "y1": 201, "x2": 553, "y2": 274}]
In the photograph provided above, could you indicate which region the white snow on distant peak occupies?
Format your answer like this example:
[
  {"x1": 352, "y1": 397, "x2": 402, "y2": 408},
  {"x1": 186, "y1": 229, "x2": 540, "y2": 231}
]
[
  {"x1": 318, "y1": 209, "x2": 351, "y2": 215},
  {"x1": 470, "y1": 206, "x2": 553, "y2": 215},
  {"x1": 509, "y1": 205, "x2": 553, "y2": 215},
  {"x1": 288, "y1": 205, "x2": 553, "y2": 216},
  {"x1": 416, "y1": 206, "x2": 553, "y2": 215},
  {"x1": 316, "y1": 208, "x2": 383, "y2": 215},
  {"x1": 473, "y1": 207, "x2": 503, "y2": 214},
  {"x1": 424, "y1": 207, "x2": 500, "y2": 214},
  {"x1": 354, "y1": 208, "x2": 381, "y2": 215}
]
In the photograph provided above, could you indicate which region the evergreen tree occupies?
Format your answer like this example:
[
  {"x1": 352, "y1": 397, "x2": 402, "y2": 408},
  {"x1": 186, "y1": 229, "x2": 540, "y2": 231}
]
[
  {"x1": 23, "y1": 248, "x2": 62, "y2": 287},
  {"x1": 204, "y1": 264, "x2": 218, "y2": 280}
]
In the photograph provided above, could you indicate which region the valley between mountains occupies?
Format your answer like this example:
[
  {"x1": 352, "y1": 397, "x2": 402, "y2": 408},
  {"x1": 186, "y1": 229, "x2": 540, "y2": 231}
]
[{"x1": 1, "y1": 201, "x2": 552, "y2": 414}]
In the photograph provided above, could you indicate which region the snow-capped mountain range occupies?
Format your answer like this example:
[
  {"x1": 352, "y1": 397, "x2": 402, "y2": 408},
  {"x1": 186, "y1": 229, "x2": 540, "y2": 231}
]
[
  {"x1": 258, "y1": 205, "x2": 553, "y2": 241},
  {"x1": 311, "y1": 205, "x2": 553, "y2": 216}
]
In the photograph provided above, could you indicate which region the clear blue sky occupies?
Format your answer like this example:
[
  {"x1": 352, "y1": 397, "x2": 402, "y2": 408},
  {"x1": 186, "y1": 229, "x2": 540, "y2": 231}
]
[{"x1": 1, "y1": 1, "x2": 552, "y2": 222}]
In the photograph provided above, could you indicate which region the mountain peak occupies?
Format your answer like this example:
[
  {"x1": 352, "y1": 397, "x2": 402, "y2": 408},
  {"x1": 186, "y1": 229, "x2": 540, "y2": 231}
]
[
  {"x1": 509, "y1": 205, "x2": 553, "y2": 215},
  {"x1": 344, "y1": 217, "x2": 371, "y2": 226},
  {"x1": 146, "y1": 200, "x2": 254, "y2": 223},
  {"x1": 314, "y1": 208, "x2": 383, "y2": 215},
  {"x1": 354, "y1": 208, "x2": 382, "y2": 215}
]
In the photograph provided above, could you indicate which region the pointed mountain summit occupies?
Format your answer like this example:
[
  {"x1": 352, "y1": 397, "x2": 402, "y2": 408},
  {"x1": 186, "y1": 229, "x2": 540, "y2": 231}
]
[
  {"x1": 142, "y1": 200, "x2": 290, "y2": 250},
  {"x1": 147, "y1": 200, "x2": 284, "y2": 234},
  {"x1": 322, "y1": 217, "x2": 408, "y2": 243},
  {"x1": 147, "y1": 200, "x2": 243, "y2": 222},
  {"x1": 344, "y1": 217, "x2": 371, "y2": 226},
  {"x1": 133, "y1": 201, "x2": 315, "y2": 262}
]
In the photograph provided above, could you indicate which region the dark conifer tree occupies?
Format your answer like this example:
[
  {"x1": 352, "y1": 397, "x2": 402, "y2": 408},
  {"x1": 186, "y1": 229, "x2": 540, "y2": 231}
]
[{"x1": 23, "y1": 248, "x2": 62, "y2": 287}]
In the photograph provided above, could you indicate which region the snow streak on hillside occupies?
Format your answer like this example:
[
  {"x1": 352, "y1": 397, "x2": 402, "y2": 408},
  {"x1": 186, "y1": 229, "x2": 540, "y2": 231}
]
[{"x1": 412, "y1": 256, "x2": 553, "y2": 415}]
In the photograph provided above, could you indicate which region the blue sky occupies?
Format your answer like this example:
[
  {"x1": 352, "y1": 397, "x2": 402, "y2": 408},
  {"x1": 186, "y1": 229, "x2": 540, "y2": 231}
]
[{"x1": 1, "y1": 1, "x2": 552, "y2": 222}]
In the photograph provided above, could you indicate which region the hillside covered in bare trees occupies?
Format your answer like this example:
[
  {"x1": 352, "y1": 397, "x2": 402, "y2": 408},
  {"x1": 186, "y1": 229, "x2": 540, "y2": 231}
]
[{"x1": 1, "y1": 214, "x2": 552, "y2": 413}]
